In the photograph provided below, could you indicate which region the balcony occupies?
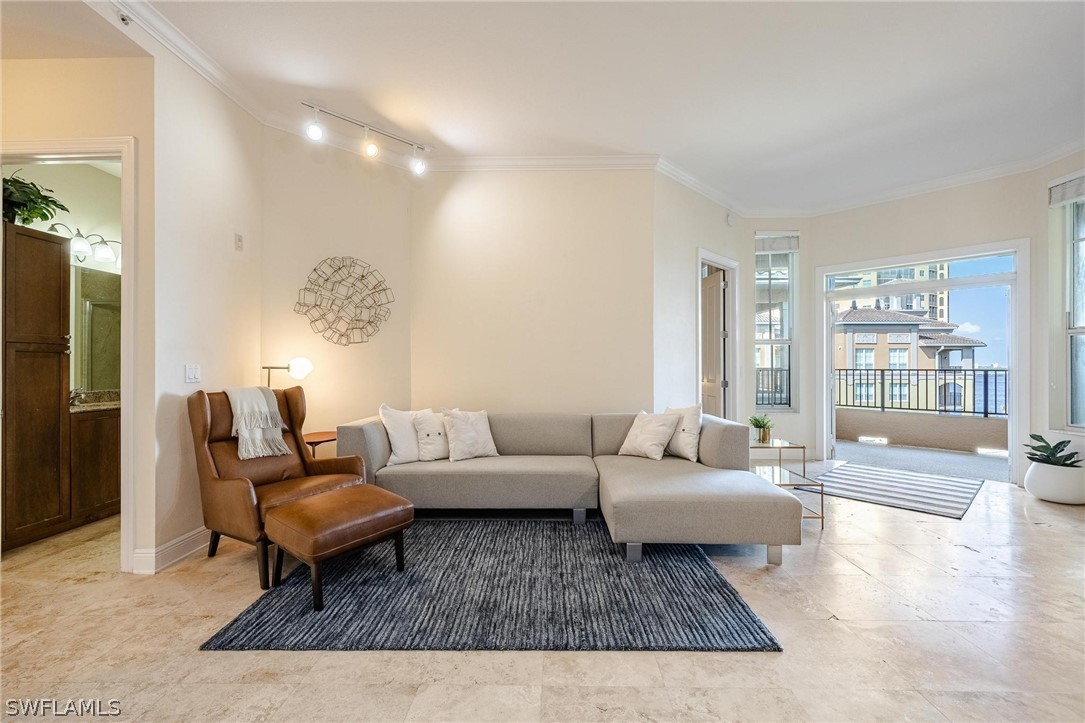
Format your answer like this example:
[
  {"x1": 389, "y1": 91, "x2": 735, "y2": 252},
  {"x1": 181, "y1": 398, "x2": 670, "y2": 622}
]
[{"x1": 834, "y1": 368, "x2": 1009, "y2": 457}]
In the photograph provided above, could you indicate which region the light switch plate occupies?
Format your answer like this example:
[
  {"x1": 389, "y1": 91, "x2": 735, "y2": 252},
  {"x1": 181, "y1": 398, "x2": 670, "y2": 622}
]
[
  {"x1": 185, "y1": 364, "x2": 201, "y2": 383},
  {"x1": 234, "y1": 233, "x2": 243, "y2": 251}
]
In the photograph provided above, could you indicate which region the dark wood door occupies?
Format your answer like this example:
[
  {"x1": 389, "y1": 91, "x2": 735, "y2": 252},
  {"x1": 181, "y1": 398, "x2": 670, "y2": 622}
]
[
  {"x1": 70, "y1": 409, "x2": 120, "y2": 522},
  {"x1": 2, "y1": 222, "x2": 71, "y2": 549}
]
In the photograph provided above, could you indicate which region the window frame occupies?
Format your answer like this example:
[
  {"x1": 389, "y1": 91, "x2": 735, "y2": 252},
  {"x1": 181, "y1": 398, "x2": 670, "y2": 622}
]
[
  {"x1": 754, "y1": 246, "x2": 797, "y2": 411},
  {"x1": 854, "y1": 348, "x2": 874, "y2": 370},
  {"x1": 1068, "y1": 200, "x2": 1085, "y2": 429},
  {"x1": 888, "y1": 348, "x2": 908, "y2": 370}
]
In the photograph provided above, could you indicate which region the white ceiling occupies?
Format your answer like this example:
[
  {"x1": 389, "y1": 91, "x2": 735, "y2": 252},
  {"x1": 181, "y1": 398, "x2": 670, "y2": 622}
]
[{"x1": 54, "y1": 3, "x2": 1085, "y2": 215}]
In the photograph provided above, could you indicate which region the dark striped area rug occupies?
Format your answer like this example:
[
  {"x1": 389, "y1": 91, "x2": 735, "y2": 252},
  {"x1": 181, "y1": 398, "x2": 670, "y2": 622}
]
[
  {"x1": 810, "y1": 463, "x2": 984, "y2": 519},
  {"x1": 202, "y1": 519, "x2": 780, "y2": 652}
]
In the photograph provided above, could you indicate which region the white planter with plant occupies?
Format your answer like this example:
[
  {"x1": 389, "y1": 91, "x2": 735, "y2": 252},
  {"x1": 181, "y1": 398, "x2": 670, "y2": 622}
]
[{"x1": 1023, "y1": 434, "x2": 1084, "y2": 505}]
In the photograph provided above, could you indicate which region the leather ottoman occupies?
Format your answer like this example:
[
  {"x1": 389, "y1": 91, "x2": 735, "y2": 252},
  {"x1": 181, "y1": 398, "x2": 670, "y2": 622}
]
[{"x1": 265, "y1": 484, "x2": 414, "y2": 611}]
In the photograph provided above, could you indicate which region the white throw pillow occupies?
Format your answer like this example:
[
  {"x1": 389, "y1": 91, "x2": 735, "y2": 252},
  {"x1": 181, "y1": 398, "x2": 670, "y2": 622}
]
[
  {"x1": 619, "y1": 412, "x2": 682, "y2": 461},
  {"x1": 413, "y1": 409, "x2": 450, "y2": 462},
  {"x1": 379, "y1": 404, "x2": 430, "y2": 466},
  {"x1": 442, "y1": 408, "x2": 500, "y2": 462},
  {"x1": 664, "y1": 405, "x2": 702, "y2": 462}
]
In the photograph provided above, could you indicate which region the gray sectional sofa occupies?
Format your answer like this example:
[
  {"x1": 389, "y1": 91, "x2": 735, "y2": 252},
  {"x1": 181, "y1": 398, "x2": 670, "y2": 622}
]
[{"x1": 337, "y1": 412, "x2": 802, "y2": 563}]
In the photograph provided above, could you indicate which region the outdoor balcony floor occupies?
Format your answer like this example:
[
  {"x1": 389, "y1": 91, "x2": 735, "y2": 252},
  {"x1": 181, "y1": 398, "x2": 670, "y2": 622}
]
[{"x1": 831, "y1": 440, "x2": 1009, "y2": 482}]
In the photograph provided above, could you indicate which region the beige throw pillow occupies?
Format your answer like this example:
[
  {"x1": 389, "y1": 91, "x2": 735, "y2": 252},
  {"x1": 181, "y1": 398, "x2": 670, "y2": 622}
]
[
  {"x1": 664, "y1": 405, "x2": 702, "y2": 462},
  {"x1": 618, "y1": 412, "x2": 681, "y2": 461},
  {"x1": 442, "y1": 408, "x2": 500, "y2": 462}
]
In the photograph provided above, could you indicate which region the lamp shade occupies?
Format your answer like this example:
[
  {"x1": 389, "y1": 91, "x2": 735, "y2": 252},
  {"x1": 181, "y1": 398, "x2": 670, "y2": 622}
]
[
  {"x1": 70, "y1": 234, "x2": 92, "y2": 258},
  {"x1": 286, "y1": 356, "x2": 314, "y2": 380},
  {"x1": 93, "y1": 242, "x2": 116, "y2": 263}
]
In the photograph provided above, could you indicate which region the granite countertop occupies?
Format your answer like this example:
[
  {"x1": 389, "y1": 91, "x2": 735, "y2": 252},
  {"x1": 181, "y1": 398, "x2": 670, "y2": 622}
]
[{"x1": 70, "y1": 390, "x2": 120, "y2": 414}]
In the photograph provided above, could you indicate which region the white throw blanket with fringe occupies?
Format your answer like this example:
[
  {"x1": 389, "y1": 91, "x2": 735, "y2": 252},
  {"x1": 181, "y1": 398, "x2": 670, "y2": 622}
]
[{"x1": 224, "y1": 386, "x2": 292, "y2": 460}]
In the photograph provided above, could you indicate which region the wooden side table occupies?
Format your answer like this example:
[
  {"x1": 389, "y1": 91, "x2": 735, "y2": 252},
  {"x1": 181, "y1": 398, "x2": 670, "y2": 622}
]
[{"x1": 303, "y1": 430, "x2": 337, "y2": 457}]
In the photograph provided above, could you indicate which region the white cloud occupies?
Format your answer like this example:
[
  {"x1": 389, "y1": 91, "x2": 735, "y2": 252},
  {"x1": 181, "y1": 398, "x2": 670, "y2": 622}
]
[{"x1": 957, "y1": 322, "x2": 981, "y2": 334}]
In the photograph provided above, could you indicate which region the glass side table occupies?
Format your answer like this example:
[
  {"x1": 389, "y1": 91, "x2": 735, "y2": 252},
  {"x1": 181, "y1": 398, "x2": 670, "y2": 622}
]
[
  {"x1": 749, "y1": 437, "x2": 807, "y2": 477},
  {"x1": 752, "y1": 464, "x2": 825, "y2": 529}
]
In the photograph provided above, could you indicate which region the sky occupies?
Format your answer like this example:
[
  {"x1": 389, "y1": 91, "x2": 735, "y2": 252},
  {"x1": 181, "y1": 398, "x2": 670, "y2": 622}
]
[{"x1": 946, "y1": 256, "x2": 1013, "y2": 367}]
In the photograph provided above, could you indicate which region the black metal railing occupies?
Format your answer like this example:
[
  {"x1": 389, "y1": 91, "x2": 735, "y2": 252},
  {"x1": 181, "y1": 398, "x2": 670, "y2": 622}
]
[
  {"x1": 834, "y1": 368, "x2": 1008, "y2": 417},
  {"x1": 755, "y1": 368, "x2": 791, "y2": 407}
]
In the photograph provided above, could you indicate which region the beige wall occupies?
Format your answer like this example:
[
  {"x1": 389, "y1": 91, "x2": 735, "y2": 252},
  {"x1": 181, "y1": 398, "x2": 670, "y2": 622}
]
[
  {"x1": 410, "y1": 170, "x2": 655, "y2": 413},
  {"x1": 147, "y1": 40, "x2": 266, "y2": 545},
  {"x1": 2, "y1": 56, "x2": 157, "y2": 551},
  {"x1": 261, "y1": 127, "x2": 413, "y2": 436},
  {"x1": 652, "y1": 173, "x2": 750, "y2": 417},
  {"x1": 755, "y1": 151, "x2": 1085, "y2": 478}
]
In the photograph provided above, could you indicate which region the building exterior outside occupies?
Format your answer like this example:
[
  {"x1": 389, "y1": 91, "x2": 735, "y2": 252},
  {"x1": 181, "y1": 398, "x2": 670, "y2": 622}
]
[
  {"x1": 829, "y1": 263, "x2": 950, "y2": 320},
  {"x1": 833, "y1": 305, "x2": 1001, "y2": 416}
]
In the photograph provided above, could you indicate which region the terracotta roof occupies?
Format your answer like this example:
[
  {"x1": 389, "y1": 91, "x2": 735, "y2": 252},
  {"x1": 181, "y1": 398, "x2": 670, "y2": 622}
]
[
  {"x1": 918, "y1": 333, "x2": 987, "y2": 348},
  {"x1": 837, "y1": 307, "x2": 955, "y2": 330}
]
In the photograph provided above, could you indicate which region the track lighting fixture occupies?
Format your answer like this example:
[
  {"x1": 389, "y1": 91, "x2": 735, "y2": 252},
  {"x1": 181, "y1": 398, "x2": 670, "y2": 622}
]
[
  {"x1": 410, "y1": 148, "x2": 427, "y2": 176},
  {"x1": 363, "y1": 128, "x2": 380, "y2": 159},
  {"x1": 305, "y1": 107, "x2": 324, "y2": 141},
  {"x1": 300, "y1": 101, "x2": 430, "y2": 175}
]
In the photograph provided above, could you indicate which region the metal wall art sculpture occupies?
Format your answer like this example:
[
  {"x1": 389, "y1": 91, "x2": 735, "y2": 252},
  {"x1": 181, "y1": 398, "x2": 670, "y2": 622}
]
[{"x1": 294, "y1": 256, "x2": 394, "y2": 346}]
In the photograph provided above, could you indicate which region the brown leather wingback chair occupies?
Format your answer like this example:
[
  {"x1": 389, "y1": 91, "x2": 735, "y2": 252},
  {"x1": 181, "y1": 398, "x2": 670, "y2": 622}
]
[{"x1": 187, "y1": 386, "x2": 364, "y2": 588}]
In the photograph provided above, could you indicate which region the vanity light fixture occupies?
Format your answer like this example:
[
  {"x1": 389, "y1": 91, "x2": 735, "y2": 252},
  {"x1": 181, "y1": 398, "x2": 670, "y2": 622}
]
[
  {"x1": 87, "y1": 234, "x2": 117, "y2": 263},
  {"x1": 48, "y1": 222, "x2": 96, "y2": 263},
  {"x1": 300, "y1": 101, "x2": 429, "y2": 174}
]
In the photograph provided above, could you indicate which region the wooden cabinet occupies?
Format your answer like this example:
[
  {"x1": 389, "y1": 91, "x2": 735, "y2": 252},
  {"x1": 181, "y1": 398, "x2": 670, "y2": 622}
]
[
  {"x1": 2, "y1": 223, "x2": 73, "y2": 549},
  {"x1": 70, "y1": 409, "x2": 121, "y2": 523}
]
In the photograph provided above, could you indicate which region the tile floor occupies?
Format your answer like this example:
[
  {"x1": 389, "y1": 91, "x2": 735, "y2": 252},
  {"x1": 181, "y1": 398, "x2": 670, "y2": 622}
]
[{"x1": 1, "y1": 475, "x2": 1083, "y2": 722}]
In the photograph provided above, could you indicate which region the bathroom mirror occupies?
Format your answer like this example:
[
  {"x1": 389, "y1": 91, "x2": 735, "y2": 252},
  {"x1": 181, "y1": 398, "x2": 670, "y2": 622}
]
[{"x1": 71, "y1": 267, "x2": 121, "y2": 392}]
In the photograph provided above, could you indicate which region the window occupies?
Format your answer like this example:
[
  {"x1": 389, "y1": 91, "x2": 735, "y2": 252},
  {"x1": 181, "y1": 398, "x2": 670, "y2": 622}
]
[
  {"x1": 890, "y1": 382, "x2": 908, "y2": 404},
  {"x1": 1070, "y1": 201, "x2": 1085, "y2": 426},
  {"x1": 755, "y1": 237, "x2": 796, "y2": 409},
  {"x1": 855, "y1": 383, "x2": 875, "y2": 404},
  {"x1": 854, "y1": 348, "x2": 874, "y2": 369},
  {"x1": 889, "y1": 348, "x2": 908, "y2": 370}
]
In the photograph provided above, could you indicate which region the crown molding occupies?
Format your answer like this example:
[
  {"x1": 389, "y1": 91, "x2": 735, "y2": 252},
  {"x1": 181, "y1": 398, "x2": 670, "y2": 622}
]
[
  {"x1": 746, "y1": 138, "x2": 1085, "y2": 219},
  {"x1": 108, "y1": 0, "x2": 267, "y2": 123},
  {"x1": 655, "y1": 158, "x2": 749, "y2": 216},
  {"x1": 428, "y1": 155, "x2": 660, "y2": 172}
]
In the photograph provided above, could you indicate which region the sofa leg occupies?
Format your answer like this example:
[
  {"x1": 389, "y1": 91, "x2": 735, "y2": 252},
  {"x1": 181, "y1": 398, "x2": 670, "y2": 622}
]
[
  {"x1": 207, "y1": 531, "x2": 220, "y2": 557},
  {"x1": 767, "y1": 545, "x2": 783, "y2": 565},
  {"x1": 572, "y1": 508, "x2": 586, "y2": 525},
  {"x1": 625, "y1": 543, "x2": 643, "y2": 562},
  {"x1": 257, "y1": 540, "x2": 270, "y2": 590}
]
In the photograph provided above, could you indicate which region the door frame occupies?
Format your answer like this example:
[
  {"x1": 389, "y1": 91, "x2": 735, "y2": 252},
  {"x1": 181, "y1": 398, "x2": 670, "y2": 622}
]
[
  {"x1": 815, "y1": 238, "x2": 1029, "y2": 484},
  {"x1": 697, "y1": 249, "x2": 740, "y2": 421},
  {"x1": 1, "y1": 137, "x2": 138, "y2": 570}
]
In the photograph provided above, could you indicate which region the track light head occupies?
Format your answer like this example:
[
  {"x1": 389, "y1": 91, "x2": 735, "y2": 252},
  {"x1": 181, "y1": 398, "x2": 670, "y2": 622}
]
[
  {"x1": 306, "y1": 122, "x2": 324, "y2": 141},
  {"x1": 410, "y1": 150, "x2": 426, "y2": 176}
]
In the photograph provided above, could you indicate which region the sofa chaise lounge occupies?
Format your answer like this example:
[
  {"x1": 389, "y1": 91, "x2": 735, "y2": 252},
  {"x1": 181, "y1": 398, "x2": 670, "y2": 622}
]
[{"x1": 337, "y1": 412, "x2": 802, "y2": 563}]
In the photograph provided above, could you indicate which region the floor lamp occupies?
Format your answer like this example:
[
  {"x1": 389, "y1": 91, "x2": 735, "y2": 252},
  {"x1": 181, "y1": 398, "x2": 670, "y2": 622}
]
[{"x1": 261, "y1": 356, "x2": 314, "y2": 386}]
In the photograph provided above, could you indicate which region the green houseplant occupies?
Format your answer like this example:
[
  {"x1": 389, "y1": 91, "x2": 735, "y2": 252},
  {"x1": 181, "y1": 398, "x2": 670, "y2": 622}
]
[
  {"x1": 1023, "y1": 434, "x2": 1084, "y2": 505},
  {"x1": 749, "y1": 413, "x2": 773, "y2": 443},
  {"x1": 2, "y1": 171, "x2": 69, "y2": 225}
]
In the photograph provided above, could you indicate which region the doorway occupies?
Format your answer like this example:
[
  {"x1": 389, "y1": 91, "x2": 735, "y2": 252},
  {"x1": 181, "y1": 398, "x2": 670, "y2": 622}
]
[
  {"x1": 818, "y1": 243, "x2": 1026, "y2": 487},
  {"x1": 1, "y1": 138, "x2": 137, "y2": 571},
  {"x1": 699, "y1": 251, "x2": 738, "y2": 420}
]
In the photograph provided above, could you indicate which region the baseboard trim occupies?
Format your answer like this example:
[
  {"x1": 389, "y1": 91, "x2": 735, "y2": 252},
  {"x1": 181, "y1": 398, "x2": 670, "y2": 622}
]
[{"x1": 131, "y1": 527, "x2": 211, "y2": 575}]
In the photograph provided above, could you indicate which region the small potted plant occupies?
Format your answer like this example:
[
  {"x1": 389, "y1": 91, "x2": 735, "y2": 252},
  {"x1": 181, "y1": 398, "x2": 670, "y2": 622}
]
[
  {"x1": 1023, "y1": 434, "x2": 1083, "y2": 505},
  {"x1": 749, "y1": 413, "x2": 773, "y2": 444},
  {"x1": 2, "y1": 171, "x2": 69, "y2": 225}
]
